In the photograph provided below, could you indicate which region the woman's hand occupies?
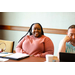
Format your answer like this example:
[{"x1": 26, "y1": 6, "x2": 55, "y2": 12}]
[{"x1": 34, "y1": 54, "x2": 41, "y2": 57}]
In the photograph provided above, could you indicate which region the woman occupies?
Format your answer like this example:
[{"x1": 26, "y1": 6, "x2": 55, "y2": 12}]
[{"x1": 16, "y1": 23, "x2": 54, "y2": 58}]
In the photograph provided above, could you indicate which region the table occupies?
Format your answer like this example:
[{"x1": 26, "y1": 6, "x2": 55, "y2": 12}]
[{"x1": 6, "y1": 56, "x2": 58, "y2": 62}]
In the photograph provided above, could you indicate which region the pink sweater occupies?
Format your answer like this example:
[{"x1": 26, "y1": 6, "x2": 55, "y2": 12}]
[{"x1": 16, "y1": 35, "x2": 54, "y2": 58}]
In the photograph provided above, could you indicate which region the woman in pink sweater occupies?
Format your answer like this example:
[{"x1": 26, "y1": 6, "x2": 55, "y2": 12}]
[{"x1": 16, "y1": 23, "x2": 54, "y2": 58}]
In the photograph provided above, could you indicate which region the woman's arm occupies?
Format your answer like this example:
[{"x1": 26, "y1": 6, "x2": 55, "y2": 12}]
[
  {"x1": 16, "y1": 37, "x2": 27, "y2": 54},
  {"x1": 34, "y1": 37, "x2": 54, "y2": 58}
]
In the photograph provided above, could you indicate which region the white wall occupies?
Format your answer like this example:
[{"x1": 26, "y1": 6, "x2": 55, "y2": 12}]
[
  {"x1": 1, "y1": 12, "x2": 75, "y2": 29},
  {"x1": 0, "y1": 12, "x2": 75, "y2": 56}
]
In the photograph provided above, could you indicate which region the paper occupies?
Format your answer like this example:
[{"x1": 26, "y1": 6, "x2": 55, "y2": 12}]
[
  {"x1": 0, "y1": 58, "x2": 9, "y2": 62},
  {"x1": 0, "y1": 53, "x2": 13, "y2": 57},
  {"x1": 6, "y1": 53, "x2": 29, "y2": 59}
]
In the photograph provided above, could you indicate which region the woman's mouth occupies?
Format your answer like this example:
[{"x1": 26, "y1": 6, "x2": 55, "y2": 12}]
[
  {"x1": 35, "y1": 32, "x2": 39, "y2": 35},
  {"x1": 34, "y1": 32, "x2": 40, "y2": 37}
]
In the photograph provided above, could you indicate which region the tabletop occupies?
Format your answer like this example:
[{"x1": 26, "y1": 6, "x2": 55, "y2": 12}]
[{"x1": 6, "y1": 56, "x2": 58, "y2": 62}]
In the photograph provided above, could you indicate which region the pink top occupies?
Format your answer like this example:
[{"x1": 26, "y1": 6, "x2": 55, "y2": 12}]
[{"x1": 16, "y1": 35, "x2": 54, "y2": 58}]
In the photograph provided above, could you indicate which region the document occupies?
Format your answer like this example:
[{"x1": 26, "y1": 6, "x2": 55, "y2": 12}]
[
  {"x1": 0, "y1": 58, "x2": 9, "y2": 62},
  {"x1": 6, "y1": 53, "x2": 29, "y2": 58},
  {"x1": 6, "y1": 53, "x2": 29, "y2": 60},
  {"x1": 0, "y1": 53, "x2": 29, "y2": 60}
]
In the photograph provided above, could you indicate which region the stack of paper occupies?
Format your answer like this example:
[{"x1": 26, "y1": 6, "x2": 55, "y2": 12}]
[
  {"x1": 0, "y1": 53, "x2": 29, "y2": 60},
  {"x1": 6, "y1": 53, "x2": 29, "y2": 58}
]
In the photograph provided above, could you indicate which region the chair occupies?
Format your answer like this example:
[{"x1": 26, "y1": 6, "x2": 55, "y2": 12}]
[{"x1": 0, "y1": 40, "x2": 14, "y2": 53}]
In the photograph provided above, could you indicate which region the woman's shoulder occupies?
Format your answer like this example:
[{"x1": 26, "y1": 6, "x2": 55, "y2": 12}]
[
  {"x1": 25, "y1": 35, "x2": 32, "y2": 37},
  {"x1": 23, "y1": 35, "x2": 31, "y2": 39},
  {"x1": 25, "y1": 35, "x2": 51, "y2": 40},
  {"x1": 42, "y1": 35, "x2": 51, "y2": 39},
  {"x1": 41, "y1": 35, "x2": 52, "y2": 41}
]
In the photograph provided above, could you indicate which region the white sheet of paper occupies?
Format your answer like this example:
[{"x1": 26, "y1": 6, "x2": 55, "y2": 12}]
[
  {"x1": 6, "y1": 53, "x2": 29, "y2": 59},
  {"x1": 0, "y1": 58, "x2": 9, "y2": 62}
]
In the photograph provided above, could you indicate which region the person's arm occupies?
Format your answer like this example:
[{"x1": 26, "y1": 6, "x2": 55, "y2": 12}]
[
  {"x1": 34, "y1": 37, "x2": 54, "y2": 58},
  {"x1": 16, "y1": 37, "x2": 27, "y2": 54},
  {"x1": 57, "y1": 35, "x2": 71, "y2": 58}
]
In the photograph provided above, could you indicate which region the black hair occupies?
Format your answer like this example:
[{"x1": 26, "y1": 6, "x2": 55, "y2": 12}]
[
  {"x1": 68, "y1": 25, "x2": 75, "y2": 30},
  {"x1": 18, "y1": 23, "x2": 44, "y2": 42}
]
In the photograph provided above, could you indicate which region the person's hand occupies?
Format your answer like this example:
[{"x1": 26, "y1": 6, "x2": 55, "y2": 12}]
[
  {"x1": 63, "y1": 35, "x2": 71, "y2": 43},
  {"x1": 34, "y1": 54, "x2": 41, "y2": 57}
]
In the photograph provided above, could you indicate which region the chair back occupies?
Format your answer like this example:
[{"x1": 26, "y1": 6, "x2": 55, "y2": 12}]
[{"x1": 0, "y1": 40, "x2": 14, "y2": 53}]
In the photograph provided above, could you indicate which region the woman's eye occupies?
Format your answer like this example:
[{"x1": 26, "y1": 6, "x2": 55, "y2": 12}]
[
  {"x1": 37, "y1": 28, "x2": 40, "y2": 30},
  {"x1": 34, "y1": 28, "x2": 40, "y2": 30},
  {"x1": 34, "y1": 28, "x2": 36, "y2": 30}
]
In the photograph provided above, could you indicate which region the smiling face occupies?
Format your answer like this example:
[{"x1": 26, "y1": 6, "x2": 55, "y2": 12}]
[{"x1": 32, "y1": 24, "x2": 42, "y2": 38}]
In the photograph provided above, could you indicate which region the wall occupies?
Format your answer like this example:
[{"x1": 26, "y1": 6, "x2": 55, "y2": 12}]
[
  {"x1": 1, "y1": 12, "x2": 75, "y2": 29},
  {"x1": 0, "y1": 12, "x2": 75, "y2": 56}
]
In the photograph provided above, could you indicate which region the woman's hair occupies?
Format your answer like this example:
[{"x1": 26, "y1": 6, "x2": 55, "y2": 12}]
[{"x1": 18, "y1": 23, "x2": 44, "y2": 42}]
